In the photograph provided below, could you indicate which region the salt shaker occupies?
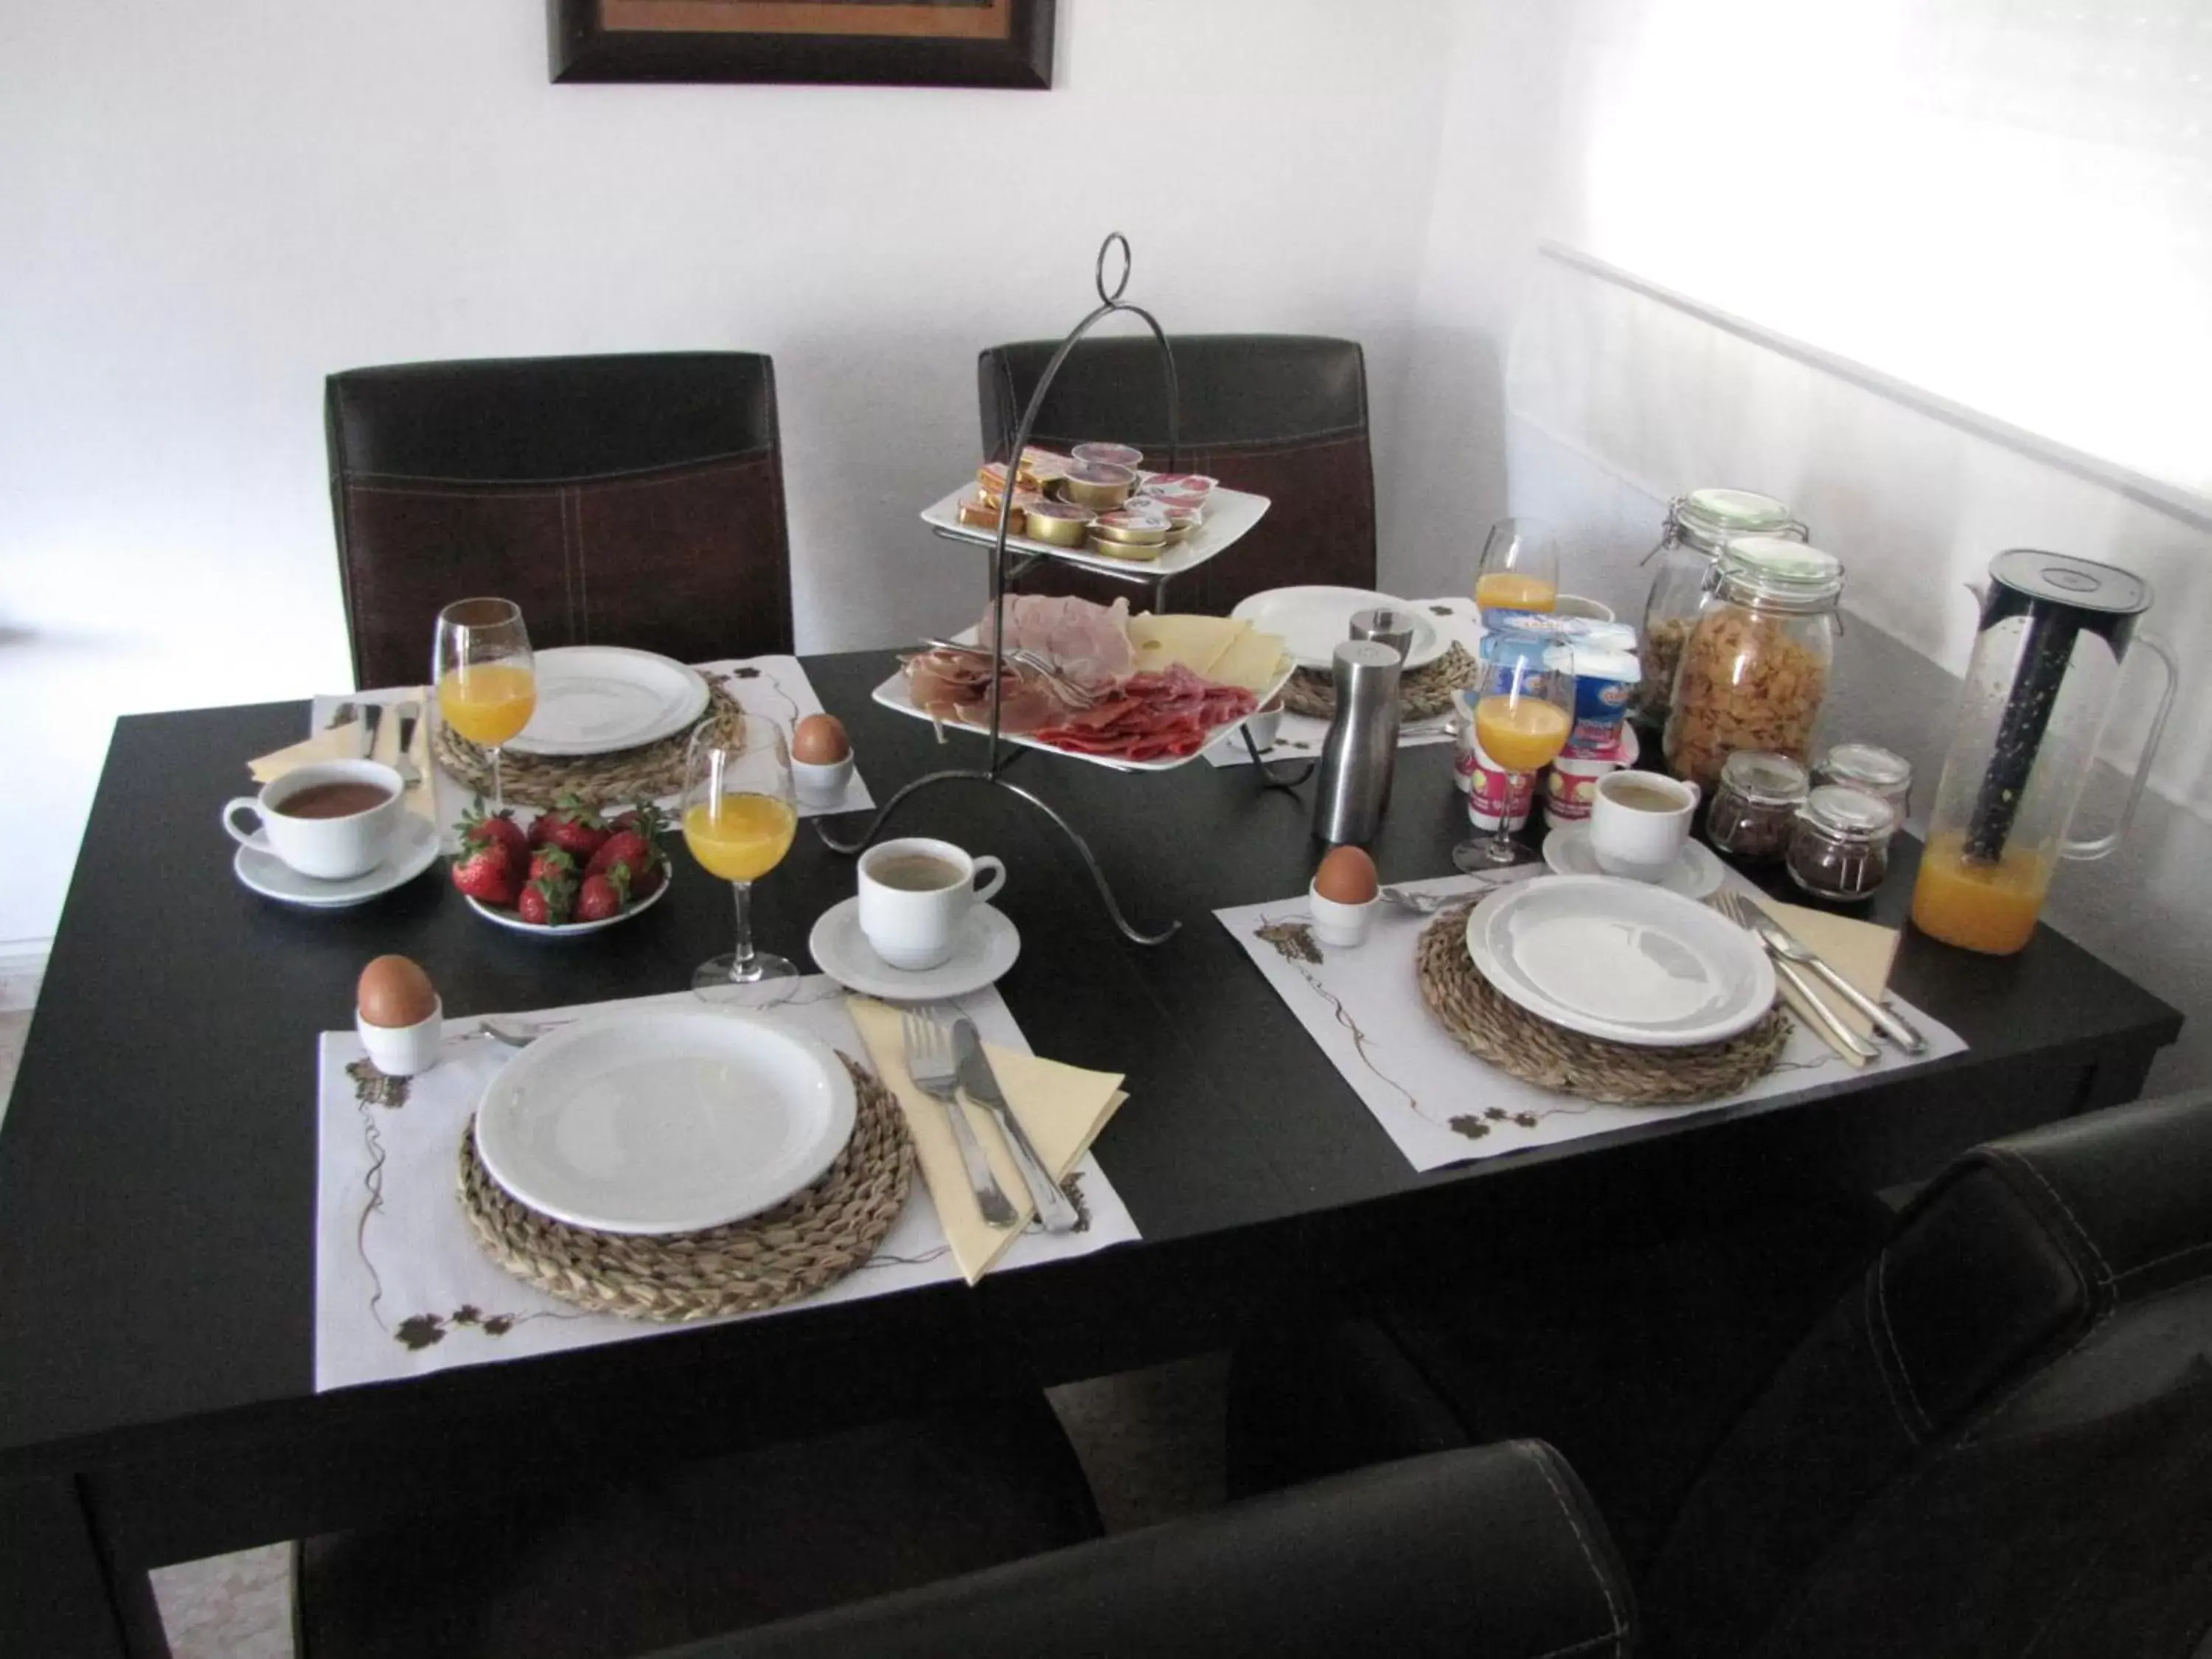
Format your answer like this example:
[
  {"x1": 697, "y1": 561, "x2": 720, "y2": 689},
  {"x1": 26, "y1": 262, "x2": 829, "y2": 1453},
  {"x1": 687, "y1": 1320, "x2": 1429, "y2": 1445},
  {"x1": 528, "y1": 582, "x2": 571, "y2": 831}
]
[
  {"x1": 1312, "y1": 640, "x2": 1403, "y2": 845},
  {"x1": 1350, "y1": 606, "x2": 1417, "y2": 664}
]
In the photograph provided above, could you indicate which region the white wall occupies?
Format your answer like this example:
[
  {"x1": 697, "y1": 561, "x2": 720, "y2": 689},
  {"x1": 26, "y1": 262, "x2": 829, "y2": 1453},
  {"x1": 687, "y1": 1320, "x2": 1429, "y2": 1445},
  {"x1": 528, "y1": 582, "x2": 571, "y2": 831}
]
[
  {"x1": 1399, "y1": 0, "x2": 2212, "y2": 1089},
  {"x1": 0, "y1": 0, "x2": 1458, "y2": 949}
]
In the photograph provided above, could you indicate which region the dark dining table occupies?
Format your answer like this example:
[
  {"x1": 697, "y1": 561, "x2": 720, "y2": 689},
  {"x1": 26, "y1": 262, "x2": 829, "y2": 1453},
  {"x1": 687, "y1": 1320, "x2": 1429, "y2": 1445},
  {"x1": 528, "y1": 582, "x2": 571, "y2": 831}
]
[{"x1": 0, "y1": 648, "x2": 2180, "y2": 1658}]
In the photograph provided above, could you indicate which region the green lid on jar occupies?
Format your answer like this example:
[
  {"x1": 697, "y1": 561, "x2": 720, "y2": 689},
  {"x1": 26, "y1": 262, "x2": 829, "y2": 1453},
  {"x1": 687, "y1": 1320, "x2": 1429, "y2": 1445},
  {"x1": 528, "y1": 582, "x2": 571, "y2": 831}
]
[
  {"x1": 1673, "y1": 490, "x2": 1804, "y2": 553},
  {"x1": 1717, "y1": 535, "x2": 1843, "y2": 607}
]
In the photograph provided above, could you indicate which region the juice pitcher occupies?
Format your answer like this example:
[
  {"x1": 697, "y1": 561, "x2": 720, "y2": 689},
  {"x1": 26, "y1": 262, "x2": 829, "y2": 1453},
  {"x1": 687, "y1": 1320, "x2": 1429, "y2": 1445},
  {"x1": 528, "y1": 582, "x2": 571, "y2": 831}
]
[{"x1": 1911, "y1": 551, "x2": 2177, "y2": 955}]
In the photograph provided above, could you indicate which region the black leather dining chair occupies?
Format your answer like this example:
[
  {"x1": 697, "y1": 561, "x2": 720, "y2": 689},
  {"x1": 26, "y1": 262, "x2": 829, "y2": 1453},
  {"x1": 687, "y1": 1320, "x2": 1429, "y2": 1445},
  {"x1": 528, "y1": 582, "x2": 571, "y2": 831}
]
[
  {"x1": 1227, "y1": 1091, "x2": 2212, "y2": 1658},
  {"x1": 976, "y1": 334, "x2": 1377, "y2": 614},
  {"x1": 326, "y1": 353, "x2": 793, "y2": 689},
  {"x1": 647, "y1": 1440, "x2": 1632, "y2": 1659},
  {"x1": 293, "y1": 1393, "x2": 1104, "y2": 1659}
]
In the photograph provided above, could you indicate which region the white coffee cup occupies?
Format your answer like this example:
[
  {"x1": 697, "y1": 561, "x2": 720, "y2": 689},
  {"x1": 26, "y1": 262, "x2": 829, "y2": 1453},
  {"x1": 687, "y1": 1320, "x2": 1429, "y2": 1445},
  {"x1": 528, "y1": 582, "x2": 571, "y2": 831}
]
[
  {"x1": 223, "y1": 760, "x2": 405, "y2": 880},
  {"x1": 1590, "y1": 771, "x2": 1700, "y2": 883},
  {"x1": 858, "y1": 837, "x2": 1007, "y2": 971}
]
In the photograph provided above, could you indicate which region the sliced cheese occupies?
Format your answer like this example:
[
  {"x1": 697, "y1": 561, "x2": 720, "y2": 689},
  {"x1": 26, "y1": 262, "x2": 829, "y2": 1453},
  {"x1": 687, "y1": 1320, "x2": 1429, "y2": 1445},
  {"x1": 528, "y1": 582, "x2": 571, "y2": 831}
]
[
  {"x1": 1206, "y1": 626, "x2": 1290, "y2": 695},
  {"x1": 1125, "y1": 613, "x2": 1248, "y2": 679}
]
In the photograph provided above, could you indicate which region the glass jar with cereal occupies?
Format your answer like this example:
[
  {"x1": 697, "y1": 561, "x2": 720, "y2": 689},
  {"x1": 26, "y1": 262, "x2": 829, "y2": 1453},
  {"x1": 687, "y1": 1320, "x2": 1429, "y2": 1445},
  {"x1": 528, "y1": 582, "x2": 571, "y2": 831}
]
[
  {"x1": 1635, "y1": 490, "x2": 1806, "y2": 728},
  {"x1": 1663, "y1": 537, "x2": 1843, "y2": 796}
]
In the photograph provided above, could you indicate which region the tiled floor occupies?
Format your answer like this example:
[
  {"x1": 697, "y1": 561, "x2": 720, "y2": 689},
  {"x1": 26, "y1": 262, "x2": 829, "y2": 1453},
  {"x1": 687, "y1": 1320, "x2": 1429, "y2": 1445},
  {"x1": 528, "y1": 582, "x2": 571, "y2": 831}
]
[{"x1": 0, "y1": 1010, "x2": 1228, "y2": 1656}]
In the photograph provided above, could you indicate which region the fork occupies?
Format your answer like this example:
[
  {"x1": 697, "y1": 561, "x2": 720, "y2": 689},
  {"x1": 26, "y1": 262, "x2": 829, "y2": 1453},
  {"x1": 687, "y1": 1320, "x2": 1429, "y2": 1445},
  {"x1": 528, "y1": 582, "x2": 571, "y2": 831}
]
[
  {"x1": 900, "y1": 1009, "x2": 1018, "y2": 1228},
  {"x1": 1707, "y1": 890, "x2": 1879, "y2": 1062},
  {"x1": 922, "y1": 639, "x2": 1099, "y2": 709}
]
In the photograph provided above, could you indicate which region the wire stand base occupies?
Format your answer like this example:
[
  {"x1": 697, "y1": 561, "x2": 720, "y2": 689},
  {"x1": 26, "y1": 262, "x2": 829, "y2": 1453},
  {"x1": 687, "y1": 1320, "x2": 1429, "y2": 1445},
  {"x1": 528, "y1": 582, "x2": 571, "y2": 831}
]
[
  {"x1": 815, "y1": 770, "x2": 1178, "y2": 946},
  {"x1": 1242, "y1": 724, "x2": 1315, "y2": 793}
]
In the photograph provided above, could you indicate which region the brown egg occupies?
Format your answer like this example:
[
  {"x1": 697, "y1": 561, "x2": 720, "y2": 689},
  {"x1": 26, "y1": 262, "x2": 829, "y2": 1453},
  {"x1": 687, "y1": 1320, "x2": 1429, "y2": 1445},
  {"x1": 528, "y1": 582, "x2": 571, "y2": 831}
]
[
  {"x1": 792, "y1": 713, "x2": 851, "y2": 765},
  {"x1": 1312, "y1": 845, "x2": 1379, "y2": 905},
  {"x1": 357, "y1": 955, "x2": 438, "y2": 1029}
]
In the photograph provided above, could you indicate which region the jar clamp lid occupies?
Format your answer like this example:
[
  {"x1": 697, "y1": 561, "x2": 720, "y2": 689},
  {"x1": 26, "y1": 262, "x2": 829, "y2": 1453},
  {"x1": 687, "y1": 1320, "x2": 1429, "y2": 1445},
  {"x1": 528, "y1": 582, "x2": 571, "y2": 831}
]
[
  {"x1": 1800, "y1": 785, "x2": 1896, "y2": 841},
  {"x1": 1818, "y1": 742, "x2": 1910, "y2": 794},
  {"x1": 1667, "y1": 490, "x2": 1806, "y2": 554},
  {"x1": 1714, "y1": 536, "x2": 1844, "y2": 611},
  {"x1": 1720, "y1": 750, "x2": 1810, "y2": 806}
]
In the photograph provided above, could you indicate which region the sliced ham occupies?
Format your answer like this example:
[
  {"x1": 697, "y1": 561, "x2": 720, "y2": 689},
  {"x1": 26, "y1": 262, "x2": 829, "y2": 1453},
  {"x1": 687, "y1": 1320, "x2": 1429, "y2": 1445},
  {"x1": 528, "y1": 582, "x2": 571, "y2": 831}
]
[
  {"x1": 1032, "y1": 664, "x2": 1255, "y2": 762},
  {"x1": 976, "y1": 594, "x2": 1134, "y2": 691}
]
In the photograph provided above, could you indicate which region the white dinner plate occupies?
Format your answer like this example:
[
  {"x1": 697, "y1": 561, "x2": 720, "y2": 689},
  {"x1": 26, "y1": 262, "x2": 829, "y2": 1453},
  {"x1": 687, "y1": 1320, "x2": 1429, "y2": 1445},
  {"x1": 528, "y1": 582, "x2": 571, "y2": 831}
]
[
  {"x1": 1542, "y1": 826, "x2": 1725, "y2": 901},
  {"x1": 807, "y1": 897, "x2": 1020, "y2": 1002},
  {"x1": 232, "y1": 813, "x2": 440, "y2": 910},
  {"x1": 504, "y1": 647, "x2": 711, "y2": 757},
  {"x1": 474, "y1": 1007, "x2": 857, "y2": 1235},
  {"x1": 1467, "y1": 874, "x2": 1775, "y2": 1048},
  {"x1": 1229, "y1": 586, "x2": 1445, "y2": 672},
  {"x1": 919, "y1": 481, "x2": 1273, "y2": 581},
  {"x1": 464, "y1": 864, "x2": 672, "y2": 938},
  {"x1": 869, "y1": 638, "x2": 1296, "y2": 774}
]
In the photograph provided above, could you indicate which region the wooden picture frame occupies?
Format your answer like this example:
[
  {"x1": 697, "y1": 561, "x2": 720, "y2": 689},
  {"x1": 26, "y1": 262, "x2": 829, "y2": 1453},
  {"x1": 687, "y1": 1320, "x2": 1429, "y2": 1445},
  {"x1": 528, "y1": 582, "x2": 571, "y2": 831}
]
[{"x1": 549, "y1": 0, "x2": 1055, "y2": 89}]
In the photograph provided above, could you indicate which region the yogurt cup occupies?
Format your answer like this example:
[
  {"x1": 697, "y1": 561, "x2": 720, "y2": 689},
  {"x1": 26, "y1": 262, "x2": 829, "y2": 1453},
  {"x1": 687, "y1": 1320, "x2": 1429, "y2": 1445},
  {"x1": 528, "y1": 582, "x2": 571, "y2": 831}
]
[
  {"x1": 1060, "y1": 462, "x2": 1138, "y2": 510},
  {"x1": 1543, "y1": 724, "x2": 1639, "y2": 829},
  {"x1": 1072, "y1": 441, "x2": 1144, "y2": 470},
  {"x1": 1023, "y1": 499, "x2": 1095, "y2": 546}
]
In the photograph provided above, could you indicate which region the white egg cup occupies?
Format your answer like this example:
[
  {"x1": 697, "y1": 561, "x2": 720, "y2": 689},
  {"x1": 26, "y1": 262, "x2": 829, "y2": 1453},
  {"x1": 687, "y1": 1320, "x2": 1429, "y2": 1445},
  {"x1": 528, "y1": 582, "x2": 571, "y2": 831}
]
[
  {"x1": 356, "y1": 998, "x2": 443, "y2": 1077},
  {"x1": 1308, "y1": 883, "x2": 1379, "y2": 949},
  {"x1": 791, "y1": 754, "x2": 855, "y2": 809}
]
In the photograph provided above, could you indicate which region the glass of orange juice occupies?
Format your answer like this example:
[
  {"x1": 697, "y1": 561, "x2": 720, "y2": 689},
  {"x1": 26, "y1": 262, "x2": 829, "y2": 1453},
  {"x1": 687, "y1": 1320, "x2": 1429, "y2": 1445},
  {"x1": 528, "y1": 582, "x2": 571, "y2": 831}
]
[
  {"x1": 1473, "y1": 516, "x2": 1561, "y2": 617},
  {"x1": 433, "y1": 598, "x2": 537, "y2": 813},
  {"x1": 1454, "y1": 650, "x2": 1574, "y2": 869},
  {"x1": 681, "y1": 715, "x2": 799, "y2": 1004}
]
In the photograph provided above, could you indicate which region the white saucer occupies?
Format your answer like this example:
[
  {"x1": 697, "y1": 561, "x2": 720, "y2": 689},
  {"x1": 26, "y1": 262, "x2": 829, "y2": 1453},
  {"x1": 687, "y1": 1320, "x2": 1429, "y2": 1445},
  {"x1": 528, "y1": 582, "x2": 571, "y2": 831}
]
[
  {"x1": 1543, "y1": 825, "x2": 1725, "y2": 900},
  {"x1": 807, "y1": 897, "x2": 1020, "y2": 1001},
  {"x1": 233, "y1": 813, "x2": 440, "y2": 910}
]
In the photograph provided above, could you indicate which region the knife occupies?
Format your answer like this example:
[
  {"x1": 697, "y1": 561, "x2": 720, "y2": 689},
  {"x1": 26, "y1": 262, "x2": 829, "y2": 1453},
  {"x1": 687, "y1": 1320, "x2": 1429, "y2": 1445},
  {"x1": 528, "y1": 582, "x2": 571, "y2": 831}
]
[
  {"x1": 952, "y1": 1017, "x2": 1079, "y2": 1233},
  {"x1": 1743, "y1": 907, "x2": 1928, "y2": 1054},
  {"x1": 360, "y1": 700, "x2": 383, "y2": 762}
]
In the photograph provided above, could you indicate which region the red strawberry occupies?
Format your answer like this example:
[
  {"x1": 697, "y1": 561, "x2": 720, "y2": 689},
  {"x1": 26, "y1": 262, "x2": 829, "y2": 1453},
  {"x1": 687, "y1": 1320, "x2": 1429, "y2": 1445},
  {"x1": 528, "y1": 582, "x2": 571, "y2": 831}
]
[
  {"x1": 518, "y1": 877, "x2": 573, "y2": 927},
  {"x1": 605, "y1": 800, "x2": 669, "y2": 840},
  {"x1": 451, "y1": 841, "x2": 521, "y2": 906},
  {"x1": 531, "y1": 793, "x2": 608, "y2": 861},
  {"x1": 527, "y1": 845, "x2": 577, "y2": 886},
  {"x1": 622, "y1": 848, "x2": 669, "y2": 901},
  {"x1": 586, "y1": 830, "x2": 652, "y2": 880},
  {"x1": 575, "y1": 868, "x2": 628, "y2": 923},
  {"x1": 459, "y1": 803, "x2": 528, "y2": 864}
]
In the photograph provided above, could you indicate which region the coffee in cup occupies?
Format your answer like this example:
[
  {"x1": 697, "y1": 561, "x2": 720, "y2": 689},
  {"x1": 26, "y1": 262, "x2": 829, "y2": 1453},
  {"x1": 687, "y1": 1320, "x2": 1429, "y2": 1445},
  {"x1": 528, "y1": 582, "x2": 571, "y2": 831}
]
[
  {"x1": 857, "y1": 837, "x2": 1006, "y2": 970},
  {"x1": 1590, "y1": 771, "x2": 1699, "y2": 883},
  {"x1": 223, "y1": 760, "x2": 404, "y2": 880}
]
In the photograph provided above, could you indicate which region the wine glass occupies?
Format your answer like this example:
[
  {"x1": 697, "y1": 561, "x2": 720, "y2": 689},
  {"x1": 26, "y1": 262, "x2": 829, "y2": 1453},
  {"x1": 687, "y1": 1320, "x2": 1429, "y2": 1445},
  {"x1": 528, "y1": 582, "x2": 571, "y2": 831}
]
[
  {"x1": 433, "y1": 599, "x2": 536, "y2": 813},
  {"x1": 1453, "y1": 649, "x2": 1576, "y2": 870},
  {"x1": 681, "y1": 716, "x2": 799, "y2": 1004},
  {"x1": 1472, "y1": 516, "x2": 1561, "y2": 616}
]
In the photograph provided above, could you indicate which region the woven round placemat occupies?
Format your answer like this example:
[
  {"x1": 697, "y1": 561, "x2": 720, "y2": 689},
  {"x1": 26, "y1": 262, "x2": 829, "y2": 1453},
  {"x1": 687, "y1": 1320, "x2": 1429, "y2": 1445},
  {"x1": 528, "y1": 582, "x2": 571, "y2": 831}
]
[
  {"x1": 459, "y1": 1055, "x2": 912, "y2": 1322},
  {"x1": 1415, "y1": 899, "x2": 1789, "y2": 1105},
  {"x1": 435, "y1": 681, "x2": 743, "y2": 812},
  {"x1": 1281, "y1": 642, "x2": 1480, "y2": 723}
]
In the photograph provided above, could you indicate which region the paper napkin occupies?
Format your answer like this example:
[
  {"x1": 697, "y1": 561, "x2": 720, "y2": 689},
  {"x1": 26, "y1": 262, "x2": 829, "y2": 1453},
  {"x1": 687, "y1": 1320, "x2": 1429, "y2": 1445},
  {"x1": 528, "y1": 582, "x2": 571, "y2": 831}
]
[
  {"x1": 250, "y1": 690, "x2": 436, "y2": 825},
  {"x1": 1749, "y1": 893, "x2": 1899, "y2": 1065},
  {"x1": 845, "y1": 996, "x2": 1127, "y2": 1284}
]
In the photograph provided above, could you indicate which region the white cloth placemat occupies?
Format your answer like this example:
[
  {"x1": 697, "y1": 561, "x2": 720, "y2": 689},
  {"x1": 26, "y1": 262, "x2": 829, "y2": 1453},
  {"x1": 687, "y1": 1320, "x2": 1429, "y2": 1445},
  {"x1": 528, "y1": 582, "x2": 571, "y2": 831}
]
[
  {"x1": 1203, "y1": 597, "x2": 1483, "y2": 768},
  {"x1": 1216, "y1": 869, "x2": 1968, "y2": 1173},
  {"x1": 314, "y1": 977, "x2": 1138, "y2": 1392},
  {"x1": 315, "y1": 655, "x2": 874, "y2": 841}
]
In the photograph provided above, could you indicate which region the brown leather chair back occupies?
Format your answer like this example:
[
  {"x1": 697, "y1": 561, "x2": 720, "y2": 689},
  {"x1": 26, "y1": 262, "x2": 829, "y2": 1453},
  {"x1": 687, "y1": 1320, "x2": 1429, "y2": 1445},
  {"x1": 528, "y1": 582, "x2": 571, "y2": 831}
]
[
  {"x1": 1643, "y1": 1090, "x2": 2212, "y2": 1658},
  {"x1": 327, "y1": 353, "x2": 792, "y2": 689},
  {"x1": 977, "y1": 335, "x2": 1375, "y2": 615}
]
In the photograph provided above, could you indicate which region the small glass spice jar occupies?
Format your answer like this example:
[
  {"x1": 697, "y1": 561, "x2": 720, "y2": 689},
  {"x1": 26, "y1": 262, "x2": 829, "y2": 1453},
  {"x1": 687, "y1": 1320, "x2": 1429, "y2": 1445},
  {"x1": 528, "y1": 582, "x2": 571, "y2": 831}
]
[
  {"x1": 1705, "y1": 751, "x2": 1809, "y2": 863},
  {"x1": 1787, "y1": 785, "x2": 1899, "y2": 902},
  {"x1": 1812, "y1": 742, "x2": 1913, "y2": 821}
]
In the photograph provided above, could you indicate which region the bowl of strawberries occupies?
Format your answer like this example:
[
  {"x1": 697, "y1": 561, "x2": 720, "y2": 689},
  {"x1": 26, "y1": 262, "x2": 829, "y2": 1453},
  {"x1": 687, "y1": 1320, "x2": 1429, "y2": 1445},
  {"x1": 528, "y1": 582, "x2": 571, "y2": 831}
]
[{"x1": 451, "y1": 795, "x2": 673, "y2": 936}]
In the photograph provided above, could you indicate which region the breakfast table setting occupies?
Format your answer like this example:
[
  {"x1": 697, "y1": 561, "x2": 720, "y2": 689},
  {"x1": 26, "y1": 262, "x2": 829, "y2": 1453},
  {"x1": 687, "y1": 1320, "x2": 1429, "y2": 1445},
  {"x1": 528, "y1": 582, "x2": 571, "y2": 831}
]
[{"x1": 0, "y1": 551, "x2": 2184, "y2": 1658}]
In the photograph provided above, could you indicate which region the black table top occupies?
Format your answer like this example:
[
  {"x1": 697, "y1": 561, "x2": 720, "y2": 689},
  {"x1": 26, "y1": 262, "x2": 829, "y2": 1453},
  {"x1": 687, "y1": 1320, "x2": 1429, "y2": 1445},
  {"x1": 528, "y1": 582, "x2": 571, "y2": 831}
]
[{"x1": 0, "y1": 650, "x2": 2181, "y2": 1475}]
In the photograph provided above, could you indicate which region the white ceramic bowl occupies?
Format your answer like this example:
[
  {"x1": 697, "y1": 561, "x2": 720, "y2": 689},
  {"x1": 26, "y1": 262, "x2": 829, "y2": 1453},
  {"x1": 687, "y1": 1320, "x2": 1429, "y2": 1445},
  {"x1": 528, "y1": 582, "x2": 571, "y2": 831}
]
[
  {"x1": 1243, "y1": 698, "x2": 1285, "y2": 750},
  {"x1": 356, "y1": 998, "x2": 442, "y2": 1077}
]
